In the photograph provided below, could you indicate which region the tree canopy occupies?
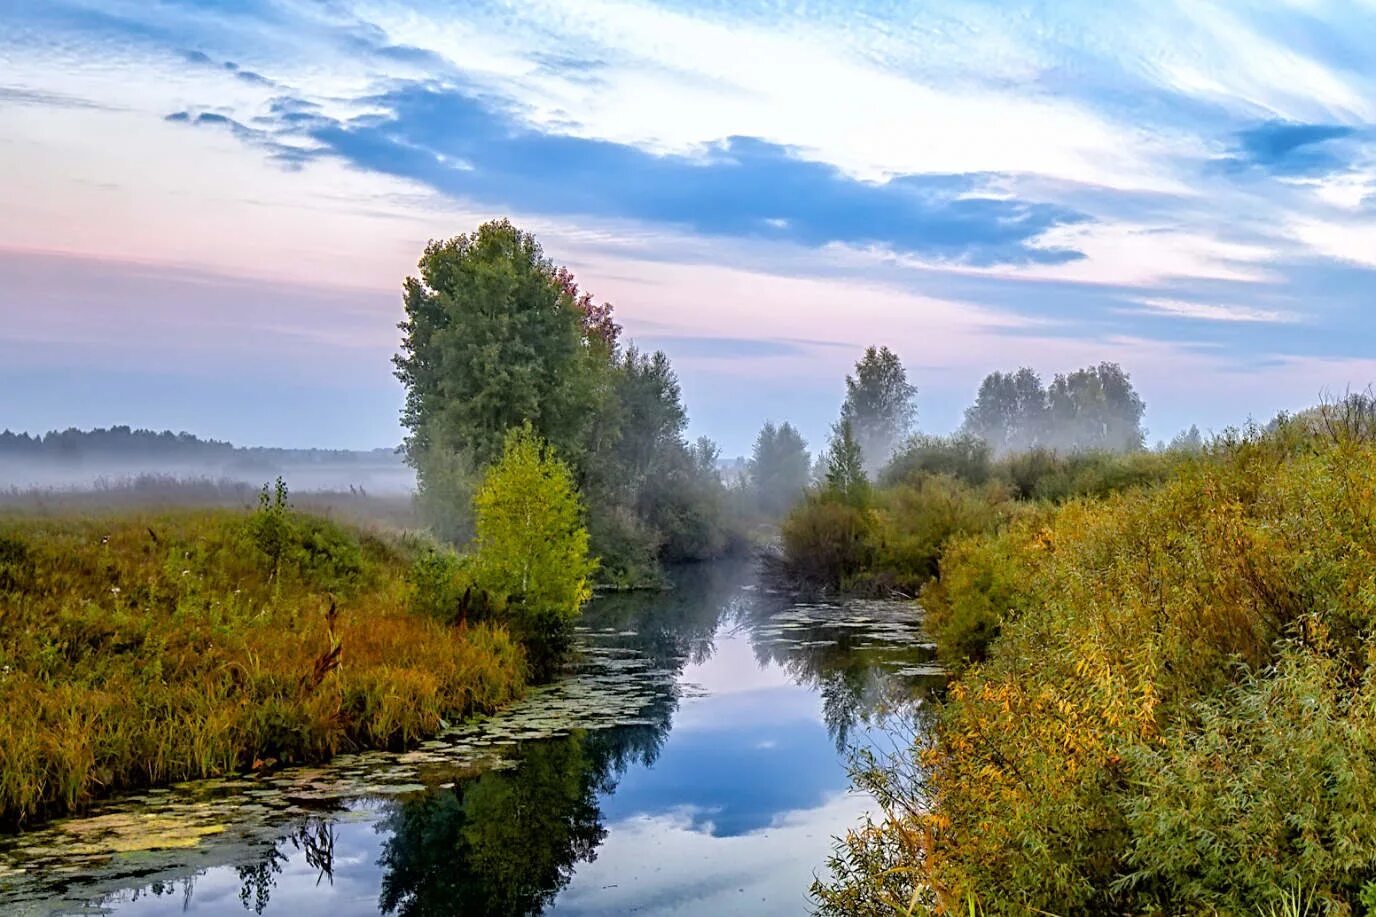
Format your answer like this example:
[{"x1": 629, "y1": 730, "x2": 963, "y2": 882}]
[
  {"x1": 395, "y1": 220, "x2": 740, "y2": 585},
  {"x1": 747, "y1": 421, "x2": 811, "y2": 518},
  {"x1": 840, "y1": 346, "x2": 917, "y2": 474},
  {"x1": 470, "y1": 426, "x2": 595, "y2": 631},
  {"x1": 394, "y1": 220, "x2": 609, "y2": 468},
  {"x1": 962, "y1": 362, "x2": 1146, "y2": 455},
  {"x1": 824, "y1": 419, "x2": 870, "y2": 507}
]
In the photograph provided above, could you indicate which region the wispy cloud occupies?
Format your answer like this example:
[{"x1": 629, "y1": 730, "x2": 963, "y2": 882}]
[{"x1": 1132, "y1": 297, "x2": 1299, "y2": 324}]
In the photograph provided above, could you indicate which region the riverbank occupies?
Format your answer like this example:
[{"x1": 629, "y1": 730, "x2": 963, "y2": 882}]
[
  {"x1": 817, "y1": 422, "x2": 1376, "y2": 913},
  {"x1": 0, "y1": 506, "x2": 526, "y2": 828}
]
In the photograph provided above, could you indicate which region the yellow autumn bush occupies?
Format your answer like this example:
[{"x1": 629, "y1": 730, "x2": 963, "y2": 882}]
[{"x1": 821, "y1": 425, "x2": 1376, "y2": 914}]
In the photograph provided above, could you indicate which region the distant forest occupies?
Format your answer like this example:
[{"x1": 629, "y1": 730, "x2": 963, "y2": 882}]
[
  {"x1": 0, "y1": 426, "x2": 398, "y2": 464},
  {"x1": 0, "y1": 426, "x2": 411, "y2": 494}
]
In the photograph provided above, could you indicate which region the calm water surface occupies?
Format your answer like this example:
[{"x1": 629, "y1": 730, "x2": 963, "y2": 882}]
[{"x1": 0, "y1": 561, "x2": 940, "y2": 916}]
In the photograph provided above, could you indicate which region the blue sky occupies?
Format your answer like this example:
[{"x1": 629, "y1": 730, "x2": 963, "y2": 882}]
[{"x1": 5, "y1": 0, "x2": 1376, "y2": 455}]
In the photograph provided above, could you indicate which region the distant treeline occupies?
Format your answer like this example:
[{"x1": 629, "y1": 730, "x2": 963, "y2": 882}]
[{"x1": 0, "y1": 426, "x2": 399, "y2": 465}]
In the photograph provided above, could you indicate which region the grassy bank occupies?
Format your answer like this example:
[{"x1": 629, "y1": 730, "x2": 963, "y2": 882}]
[
  {"x1": 0, "y1": 502, "x2": 525, "y2": 828},
  {"x1": 817, "y1": 424, "x2": 1376, "y2": 913}
]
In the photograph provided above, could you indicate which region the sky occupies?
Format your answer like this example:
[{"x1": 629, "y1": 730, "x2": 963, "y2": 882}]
[{"x1": 5, "y1": 0, "x2": 1376, "y2": 455}]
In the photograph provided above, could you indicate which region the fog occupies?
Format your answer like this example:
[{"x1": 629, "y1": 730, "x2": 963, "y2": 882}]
[{"x1": 0, "y1": 428, "x2": 415, "y2": 496}]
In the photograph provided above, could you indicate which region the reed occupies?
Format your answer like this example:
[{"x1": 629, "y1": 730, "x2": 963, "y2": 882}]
[{"x1": 0, "y1": 505, "x2": 525, "y2": 828}]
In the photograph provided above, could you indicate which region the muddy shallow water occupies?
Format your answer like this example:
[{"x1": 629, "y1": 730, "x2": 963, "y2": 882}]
[{"x1": 0, "y1": 560, "x2": 941, "y2": 916}]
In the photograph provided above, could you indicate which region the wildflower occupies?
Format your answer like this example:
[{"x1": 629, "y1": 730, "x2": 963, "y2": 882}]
[{"x1": 110, "y1": 586, "x2": 121, "y2": 595}]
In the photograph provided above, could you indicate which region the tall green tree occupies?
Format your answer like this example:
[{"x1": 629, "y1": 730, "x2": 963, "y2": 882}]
[
  {"x1": 747, "y1": 421, "x2": 811, "y2": 517},
  {"x1": 1045, "y1": 362, "x2": 1146, "y2": 453},
  {"x1": 824, "y1": 419, "x2": 870, "y2": 507},
  {"x1": 840, "y1": 346, "x2": 917, "y2": 474},
  {"x1": 394, "y1": 219, "x2": 609, "y2": 486},
  {"x1": 962, "y1": 362, "x2": 1146, "y2": 455},
  {"x1": 395, "y1": 220, "x2": 739, "y2": 579},
  {"x1": 470, "y1": 426, "x2": 596, "y2": 650},
  {"x1": 961, "y1": 367, "x2": 1048, "y2": 455},
  {"x1": 604, "y1": 346, "x2": 688, "y2": 498}
]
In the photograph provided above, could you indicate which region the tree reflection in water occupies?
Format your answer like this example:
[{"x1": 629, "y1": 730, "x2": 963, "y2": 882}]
[
  {"x1": 740, "y1": 588, "x2": 940, "y2": 752},
  {"x1": 213, "y1": 560, "x2": 933, "y2": 916},
  {"x1": 235, "y1": 819, "x2": 339, "y2": 915},
  {"x1": 376, "y1": 717, "x2": 668, "y2": 917},
  {"x1": 371, "y1": 560, "x2": 735, "y2": 917}
]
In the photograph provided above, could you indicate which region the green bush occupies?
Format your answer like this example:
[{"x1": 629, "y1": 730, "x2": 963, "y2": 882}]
[
  {"x1": 406, "y1": 547, "x2": 479, "y2": 623},
  {"x1": 781, "y1": 493, "x2": 876, "y2": 589},
  {"x1": 868, "y1": 475, "x2": 1013, "y2": 595},
  {"x1": 1123, "y1": 647, "x2": 1376, "y2": 911},
  {"x1": 883, "y1": 433, "x2": 992, "y2": 487},
  {"x1": 819, "y1": 427, "x2": 1376, "y2": 913},
  {"x1": 920, "y1": 522, "x2": 1039, "y2": 670},
  {"x1": 992, "y1": 448, "x2": 1187, "y2": 502}
]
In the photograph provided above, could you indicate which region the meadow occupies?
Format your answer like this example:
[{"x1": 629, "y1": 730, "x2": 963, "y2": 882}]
[{"x1": 0, "y1": 487, "x2": 524, "y2": 827}]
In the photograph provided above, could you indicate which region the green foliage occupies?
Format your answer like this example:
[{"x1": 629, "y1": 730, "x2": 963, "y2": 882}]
[
  {"x1": 825, "y1": 419, "x2": 871, "y2": 507},
  {"x1": 919, "y1": 525, "x2": 1040, "y2": 670},
  {"x1": 883, "y1": 434, "x2": 992, "y2": 487},
  {"x1": 394, "y1": 220, "x2": 743, "y2": 583},
  {"x1": 780, "y1": 492, "x2": 876, "y2": 590},
  {"x1": 748, "y1": 420, "x2": 811, "y2": 518},
  {"x1": 1122, "y1": 647, "x2": 1376, "y2": 911},
  {"x1": 394, "y1": 220, "x2": 603, "y2": 470},
  {"x1": 470, "y1": 427, "x2": 596, "y2": 671},
  {"x1": 406, "y1": 547, "x2": 486, "y2": 624},
  {"x1": 962, "y1": 366, "x2": 1048, "y2": 455},
  {"x1": 250, "y1": 477, "x2": 293, "y2": 577},
  {"x1": 244, "y1": 478, "x2": 365, "y2": 592},
  {"x1": 840, "y1": 345, "x2": 918, "y2": 473},
  {"x1": 868, "y1": 475, "x2": 1015, "y2": 597},
  {"x1": 1047, "y1": 361, "x2": 1146, "y2": 452},
  {"x1": 994, "y1": 448, "x2": 1187, "y2": 502}
]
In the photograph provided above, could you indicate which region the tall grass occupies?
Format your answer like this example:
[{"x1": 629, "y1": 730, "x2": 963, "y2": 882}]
[{"x1": 0, "y1": 504, "x2": 524, "y2": 827}]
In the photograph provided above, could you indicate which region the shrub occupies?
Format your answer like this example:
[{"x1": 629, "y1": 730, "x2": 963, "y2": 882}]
[
  {"x1": 920, "y1": 522, "x2": 1040, "y2": 670},
  {"x1": 781, "y1": 492, "x2": 876, "y2": 589},
  {"x1": 882, "y1": 433, "x2": 992, "y2": 487},
  {"x1": 1123, "y1": 647, "x2": 1376, "y2": 911},
  {"x1": 406, "y1": 547, "x2": 479, "y2": 623},
  {"x1": 820, "y1": 427, "x2": 1376, "y2": 913},
  {"x1": 868, "y1": 475, "x2": 1014, "y2": 595}
]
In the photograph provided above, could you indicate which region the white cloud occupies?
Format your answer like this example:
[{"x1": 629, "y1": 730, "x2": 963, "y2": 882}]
[
  {"x1": 354, "y1": 0, "x2": 1186, "y2": 193},
  {"x1": 1289, "y1": 216, "x2": 1376, "y2": 268},
  {"x1": 1018, "y1": 223, "x2": 1279, "y2": 285},
  {"x1": 550, "y1": 790, "x2": 877, "y2": 916},
  {"x1": 1133, "y1": 297, "x2": 1298, "y2": 323}
]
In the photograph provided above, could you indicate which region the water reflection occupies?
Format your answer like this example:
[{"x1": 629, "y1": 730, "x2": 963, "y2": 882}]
[
  {"x1": 1, "y1": 561, "x2": 938, "y2": 917},
  {"x1": 378, "y1": 731, "x2": 624, "y2": 917}
]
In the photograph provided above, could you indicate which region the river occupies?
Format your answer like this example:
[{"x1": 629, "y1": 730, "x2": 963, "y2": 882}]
[{"x1": 0, "y1": 560, "x2": 940, "y2": 916}]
